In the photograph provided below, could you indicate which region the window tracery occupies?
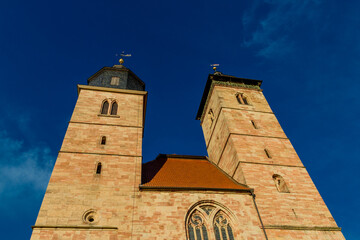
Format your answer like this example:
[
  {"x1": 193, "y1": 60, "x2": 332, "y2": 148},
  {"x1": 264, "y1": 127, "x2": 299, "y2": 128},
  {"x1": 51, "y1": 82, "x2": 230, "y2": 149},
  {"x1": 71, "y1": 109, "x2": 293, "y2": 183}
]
[
  {"x1": 186, "y1": 202, "x2": 236, "y2": 240},
  {"x1": 213, "y1": 212, "x2": 234, "y2": 240},
  {"x1": 188, "y1": 211, "x2": 209, "y2": 240}
]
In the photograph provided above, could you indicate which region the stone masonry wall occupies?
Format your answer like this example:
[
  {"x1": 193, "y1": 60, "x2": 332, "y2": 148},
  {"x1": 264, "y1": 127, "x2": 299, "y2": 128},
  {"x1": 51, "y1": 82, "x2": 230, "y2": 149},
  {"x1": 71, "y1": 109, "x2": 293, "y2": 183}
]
[
  {"x1": 32, "y1": 191, "x2": 266, "y2": 240},
  {"x1": 31, "y1": 86, "x2": 146, "y2": 240},
  {"x1": 201, "y1": 84, "x2": 345, "y2": 239}
]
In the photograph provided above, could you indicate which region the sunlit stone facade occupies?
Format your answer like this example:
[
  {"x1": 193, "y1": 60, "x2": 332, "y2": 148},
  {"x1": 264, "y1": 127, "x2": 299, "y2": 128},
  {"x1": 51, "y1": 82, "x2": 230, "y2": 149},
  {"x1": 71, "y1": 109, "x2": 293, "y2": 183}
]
[{"x1": 30, "y1": 65, "x2": 345, "y2": 240}]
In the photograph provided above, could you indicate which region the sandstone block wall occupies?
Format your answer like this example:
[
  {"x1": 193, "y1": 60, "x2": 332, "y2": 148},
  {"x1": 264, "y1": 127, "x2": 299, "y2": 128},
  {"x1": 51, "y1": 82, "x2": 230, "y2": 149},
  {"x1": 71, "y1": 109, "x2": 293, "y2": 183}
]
[
  {"x1": 31, "y1": 86, "x2": 146, "y2": 240},
  {"x1": 201, "y1": 84, "x2": 345, "y2": 239},
  {"x1": 32, "y1": 191, "x2": 267, "y2": 240}
]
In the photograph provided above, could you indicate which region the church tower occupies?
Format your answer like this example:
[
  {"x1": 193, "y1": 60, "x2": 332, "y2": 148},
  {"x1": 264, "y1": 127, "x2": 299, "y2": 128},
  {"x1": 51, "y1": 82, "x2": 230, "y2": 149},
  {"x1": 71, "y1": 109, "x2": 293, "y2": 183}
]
[
  {"x1": 31, "y1": 62, "x2": 345, "y2": 240},
  {"x1": 196, "y1": 71, "x2": 345, "y2": 239},
  {"x1": 31, "y1": 60, "x2": 147, "y2": 239}
]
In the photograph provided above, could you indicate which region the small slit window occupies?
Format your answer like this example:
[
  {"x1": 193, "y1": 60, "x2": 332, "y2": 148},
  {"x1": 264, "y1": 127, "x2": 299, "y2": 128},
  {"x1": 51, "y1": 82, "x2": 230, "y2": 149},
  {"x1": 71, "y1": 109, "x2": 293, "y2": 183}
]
[
  {"x1": 110, "y1": 102, "x2": 118, "y2": 115},
  {"x1": 251, "y1": 120, "x2": 258, "y2": 129},
  {"x1": 273, "y1": 174, "x2": 290, "y2": 193},
  {"x1": 101, "y1": 101, "x2": 109, "y2": 114},
  {"x1": 264, "y1": 148, "x2": 272, "y2": 158},
  {"x1": 101, "y1": 136, "x2": 106, "y2": 145},
  {"x1": 111, "y1": 76, "x2": 120, "y2": 86},
  {"x1": 96, "y1": 162, "x2": 102, "y2": 174}
]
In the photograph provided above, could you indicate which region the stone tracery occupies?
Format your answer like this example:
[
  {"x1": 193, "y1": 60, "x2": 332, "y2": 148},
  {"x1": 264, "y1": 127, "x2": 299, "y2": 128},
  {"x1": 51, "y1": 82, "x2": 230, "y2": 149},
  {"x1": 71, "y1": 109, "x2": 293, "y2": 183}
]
[{"x1": 186, "y1": 202, "x2": 235, "y2": 240}]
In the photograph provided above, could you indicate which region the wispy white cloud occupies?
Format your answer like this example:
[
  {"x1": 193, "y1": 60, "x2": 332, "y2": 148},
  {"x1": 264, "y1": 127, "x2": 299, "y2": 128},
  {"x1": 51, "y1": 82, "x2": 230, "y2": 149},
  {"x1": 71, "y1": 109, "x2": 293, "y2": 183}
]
[
  {"x1": 243, "y1": 0, "x2": 322, "y2": 58},
  {"x1": 0, "y1": 131, "x2": 54, "y2": 198}
]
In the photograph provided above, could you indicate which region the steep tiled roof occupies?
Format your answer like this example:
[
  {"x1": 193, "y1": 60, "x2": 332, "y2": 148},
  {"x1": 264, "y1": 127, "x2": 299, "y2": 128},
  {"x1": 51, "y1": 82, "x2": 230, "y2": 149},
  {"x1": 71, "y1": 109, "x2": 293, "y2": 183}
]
[{"x1": 141, "y1": 154, "x2": 250, "y2": 192}]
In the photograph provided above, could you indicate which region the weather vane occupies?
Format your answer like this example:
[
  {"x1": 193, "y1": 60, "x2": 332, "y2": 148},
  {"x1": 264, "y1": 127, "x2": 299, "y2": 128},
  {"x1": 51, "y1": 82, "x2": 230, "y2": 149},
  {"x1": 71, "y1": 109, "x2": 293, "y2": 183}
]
[
  {"x1": 210, "y1": 64, "x2": 219, "y2": 72},
  {"x1": 116, "y1": 51, "x2": 132, "y2": 65}
]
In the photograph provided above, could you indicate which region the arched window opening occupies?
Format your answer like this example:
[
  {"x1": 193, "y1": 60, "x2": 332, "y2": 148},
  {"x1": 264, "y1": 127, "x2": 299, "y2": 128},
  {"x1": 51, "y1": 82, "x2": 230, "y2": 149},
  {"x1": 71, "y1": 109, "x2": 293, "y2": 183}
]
[
  {"x1": 188, "y1": 211, "x2": 209, "y2": 240},
  {"x1": 214, "y1": 212, "x2": 235, "y2": 240},
  {"x1": 101, "y1": 101, "x2": 109, "y2": 114},
  {"x1": 96, "y1": 162, "x2": 102, "y2": 174},
  {"x1": 264, "y1": 148, "x2": 272, "y2": 158},
  {"x1": 273, "y1": 174, "x2": 290, "y2": 193},
  {"x1": 208, "y1": 109, "x2": 215, "y2": 128},
  {"x1": 110, "y1": 102, "x2": 118, "y2": 115},
  {"x1": 186, "y1": 201, "x2": 237, "y2": 240},
  {"x1": 101, "y1": 136, "x2": 106, "y2": 145},
  {"x1": 235, "y1": 93, "x2": 249, "y2": 105}
]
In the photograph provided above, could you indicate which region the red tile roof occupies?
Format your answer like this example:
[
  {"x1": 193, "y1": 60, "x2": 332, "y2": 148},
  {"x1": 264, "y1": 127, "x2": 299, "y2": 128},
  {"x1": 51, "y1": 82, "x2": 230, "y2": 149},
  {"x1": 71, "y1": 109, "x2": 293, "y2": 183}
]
[{"x1": 141, "y1": 154, "x2": 250, "y2": 192}]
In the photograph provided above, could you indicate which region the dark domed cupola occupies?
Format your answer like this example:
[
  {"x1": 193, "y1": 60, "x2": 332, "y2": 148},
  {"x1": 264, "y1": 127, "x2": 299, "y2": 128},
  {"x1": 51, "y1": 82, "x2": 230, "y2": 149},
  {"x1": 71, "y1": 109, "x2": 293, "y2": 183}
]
[{"x1": 87, "y1": 59, "x2": 145, "y2": 91}]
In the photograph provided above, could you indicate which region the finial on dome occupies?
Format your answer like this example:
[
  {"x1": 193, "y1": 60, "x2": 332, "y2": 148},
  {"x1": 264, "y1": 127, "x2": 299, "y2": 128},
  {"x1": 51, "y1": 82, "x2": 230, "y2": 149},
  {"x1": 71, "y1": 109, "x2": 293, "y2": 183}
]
[
  {"x1": 210, "y1": 64, "x2": 219, "y2": 72},
  {"x1": 115, "y1": 52, "x2": 131, "y2": 67}
]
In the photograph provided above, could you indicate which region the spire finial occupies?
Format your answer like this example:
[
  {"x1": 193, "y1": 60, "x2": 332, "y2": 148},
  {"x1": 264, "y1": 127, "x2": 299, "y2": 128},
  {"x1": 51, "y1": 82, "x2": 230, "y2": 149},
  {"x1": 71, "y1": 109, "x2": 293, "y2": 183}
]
[
  {"x1": 115, "y1": 52, "x2": 132, "y2": 67},
  {"x1": 210, "y1": 64, "x2": 219, "y2": 72}
]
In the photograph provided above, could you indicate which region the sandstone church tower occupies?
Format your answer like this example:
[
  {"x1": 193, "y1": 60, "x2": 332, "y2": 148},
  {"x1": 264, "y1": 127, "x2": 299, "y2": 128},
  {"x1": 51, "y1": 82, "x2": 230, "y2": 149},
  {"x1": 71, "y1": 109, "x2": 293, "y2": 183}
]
[
  {"x1": 196, "y1": 71, "x2": 345, "y2": 239},
  {"x1": 31, "y1": 61, "x2": 147, "y2": 239},
  {"x1": 30, "y1": 62, "x2": 345, "y2": 239}
]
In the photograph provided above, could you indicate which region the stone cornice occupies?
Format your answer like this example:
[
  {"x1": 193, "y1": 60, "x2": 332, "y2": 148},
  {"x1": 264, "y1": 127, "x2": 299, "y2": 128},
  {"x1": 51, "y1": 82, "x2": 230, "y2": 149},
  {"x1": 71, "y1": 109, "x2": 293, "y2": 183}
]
[
  {"x1": 32, "y1": 225, "x2": 118, "y2": 230},
  {"x1": 139, "y1": 185, "x2": 253, "y2": 193},
  {"x1": 263, "y1": 225, "x2": 342, "y2": 231},
  {"x1": 77, "y1": 84, "x2": 147, "y2": 95}
]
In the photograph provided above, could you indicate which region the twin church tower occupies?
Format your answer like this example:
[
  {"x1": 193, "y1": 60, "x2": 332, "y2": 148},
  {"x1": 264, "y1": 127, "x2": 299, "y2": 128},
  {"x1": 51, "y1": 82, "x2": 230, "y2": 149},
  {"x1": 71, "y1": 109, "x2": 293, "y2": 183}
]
[{"x1": 30, "y1": 61, "x2": 345, "y2": 239}]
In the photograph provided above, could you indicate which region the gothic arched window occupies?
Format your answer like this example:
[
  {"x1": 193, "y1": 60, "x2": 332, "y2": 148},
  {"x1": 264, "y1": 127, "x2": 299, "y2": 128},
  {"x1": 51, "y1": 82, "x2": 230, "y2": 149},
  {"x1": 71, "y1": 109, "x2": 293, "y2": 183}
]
[
  {"x1": 187, "y1": 211, "x2": 209, "y2": 240},
  {"x1": 110, "y1": 101, "x2": 118, "y2": 115},
  {"x1": 273, "y1": 174, "x2": 290, "y2": 193},
  {"x1": 101, "y1": 101, "x2": 109, "y2": 114},
  {"x1": 213, "y1": 211, "x2": 235, "y2": 240},
  {"x1": 186, "y1": 201, "x2": 236, "y2": 240}
]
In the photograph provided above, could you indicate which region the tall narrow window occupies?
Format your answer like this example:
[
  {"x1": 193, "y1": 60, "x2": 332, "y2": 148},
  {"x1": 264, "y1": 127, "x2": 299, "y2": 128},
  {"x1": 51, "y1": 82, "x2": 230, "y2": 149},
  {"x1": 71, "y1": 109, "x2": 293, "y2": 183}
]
[
  {"x1": 208, "y1": 109, "x2": 215, "y2": 128},
  {"x1": 101, "y1": 101, "x2": 109, "y2": 114},
  {"x1": 273, "y1": 174, "x2": 290, "y2": 193},
  {"x1": 96, "y1": 162, "x2": 102, "y2": 174},
  {"x1": 110, "y1": 102, "x2": 118, "y2": 115},
  {"x1": 251, "y1": 120, "x2": 258, "y2": 129},
  {"x1": 213, "y1": 212, "x2": 235, "y2": 240},
  {"x1": 187, "y1": 211, "x2": 209, "y2": 240},
  {"x1": 264, "y1": 148, "x2": 272, "y2": 158},
  {"x1": 235, "y1": 93, "x2": 249, "y2": 105},
  {"x1": 101, "y1": 136, "x2": 106, "y2": 145},
  {"x1": 242, "y1": 95, "x2": 248, "y2": 105}
]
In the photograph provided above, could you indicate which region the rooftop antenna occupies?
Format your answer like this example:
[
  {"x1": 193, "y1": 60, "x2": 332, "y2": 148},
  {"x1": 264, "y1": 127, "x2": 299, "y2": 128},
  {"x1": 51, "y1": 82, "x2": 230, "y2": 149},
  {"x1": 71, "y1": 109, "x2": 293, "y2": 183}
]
[
  {"x1": 210, "y1": 64, "x2": 219, "y2": 72},
  {"x1": 115, "y1": 51, "x2": 132, "y2": 65}
]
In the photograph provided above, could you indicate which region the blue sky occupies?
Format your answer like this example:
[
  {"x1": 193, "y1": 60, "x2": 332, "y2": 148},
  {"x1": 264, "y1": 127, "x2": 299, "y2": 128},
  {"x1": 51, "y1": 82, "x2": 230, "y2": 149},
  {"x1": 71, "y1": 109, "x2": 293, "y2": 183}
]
[{"x1": 0, "y1": 0, "x2": 359, "y2": 239}]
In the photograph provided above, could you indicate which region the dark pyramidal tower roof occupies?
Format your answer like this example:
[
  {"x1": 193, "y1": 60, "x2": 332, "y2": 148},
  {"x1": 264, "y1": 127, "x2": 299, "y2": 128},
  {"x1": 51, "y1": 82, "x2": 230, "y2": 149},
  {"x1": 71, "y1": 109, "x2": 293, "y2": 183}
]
[{"x1": 87, "y1": 61, "x2": 145, "y2": 91}]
